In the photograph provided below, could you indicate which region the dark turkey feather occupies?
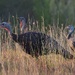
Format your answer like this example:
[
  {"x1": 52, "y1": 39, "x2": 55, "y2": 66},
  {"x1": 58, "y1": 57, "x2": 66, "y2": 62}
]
[{"x1": 0, "y1": 22, "x2": 73, "y2": 58}]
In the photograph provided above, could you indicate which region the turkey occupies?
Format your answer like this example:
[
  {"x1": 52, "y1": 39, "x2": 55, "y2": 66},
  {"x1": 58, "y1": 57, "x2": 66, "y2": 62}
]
[
  {"x1": 0, "y1": 22, "x2": 73, "y2": 58},
  {"x1": 66, "y1": 25, "x2": 75, "y2": 52},
  {"x1": 18, "y1": 17, "x2": 28, "y2": 33}
]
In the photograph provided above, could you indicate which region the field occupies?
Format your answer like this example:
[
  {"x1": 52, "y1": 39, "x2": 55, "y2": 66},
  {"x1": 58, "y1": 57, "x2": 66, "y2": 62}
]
[
  {"x1": 0, "y1": 45, "x2": 75, "y2": 75},
  {"x1": 0, "y1": 17, "x2": 75, "y2": 75}
]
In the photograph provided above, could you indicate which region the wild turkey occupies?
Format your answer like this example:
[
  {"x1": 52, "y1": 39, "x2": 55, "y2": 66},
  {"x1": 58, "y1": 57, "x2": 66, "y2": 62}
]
[
  {"x1": 18, "y1": 17, "x2": 37, "y2": 33},
  {"x1": 0, "y1": 22, "x2": 73, "y2": 58},
  {"x1": 66, "y1": 25, "x2": 75, "y2": 52},
  {"x1": 18, "y1": 17, "x2": 28, "y2": 33}
]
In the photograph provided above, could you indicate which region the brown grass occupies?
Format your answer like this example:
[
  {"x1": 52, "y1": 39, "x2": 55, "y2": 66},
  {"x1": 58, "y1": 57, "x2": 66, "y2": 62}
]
[
  {"x1": 0, "y1": 43, "x2": 75, "y2": 75},
  {"x1": 0, "y1": 18, "x2": 75, "y2": 75}
]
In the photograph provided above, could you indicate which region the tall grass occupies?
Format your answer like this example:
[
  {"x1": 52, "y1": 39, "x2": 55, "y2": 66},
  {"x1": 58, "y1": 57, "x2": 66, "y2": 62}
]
[
  {"x1": 0, "y1": 45, "x2": 75, "y2": 75},
  {"x1": 0, "y1": 16, "x2": 75, "y2": 75}
]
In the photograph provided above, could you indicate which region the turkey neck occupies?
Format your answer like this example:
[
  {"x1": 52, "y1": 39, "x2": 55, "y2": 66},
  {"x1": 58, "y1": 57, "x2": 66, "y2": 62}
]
[{"x1": 67, "y1": 29, "x2": 74, "y2": 39}]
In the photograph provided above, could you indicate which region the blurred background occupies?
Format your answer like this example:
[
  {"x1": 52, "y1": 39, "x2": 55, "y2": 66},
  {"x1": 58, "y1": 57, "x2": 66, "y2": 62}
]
[{"x1": 0, "y1": 0, "x2": 75, "y2": 26}]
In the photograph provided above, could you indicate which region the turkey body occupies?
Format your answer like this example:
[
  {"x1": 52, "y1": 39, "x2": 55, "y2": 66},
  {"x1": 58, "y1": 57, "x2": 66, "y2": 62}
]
[
  {"x1": 12, "y1": 32, "x2": 51, "y2": 56},
  {"x1": 0, "y1": 22, "x2": 73, "y2": 58},
  {"x1": 12, "y1": 32, "x2": 73, "y2": 58}
]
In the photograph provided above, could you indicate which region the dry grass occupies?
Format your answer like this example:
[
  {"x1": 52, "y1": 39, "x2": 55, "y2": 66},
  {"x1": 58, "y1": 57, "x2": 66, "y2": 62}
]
[
  {"x1": 0, "y1": 17, "x2": 75, "y2": 75},
  {"x1": 0, "y1": 44, "x2": 39, "y2": 75},
  {"x1": 0, "y1": 44, "x2": 75, "y2": 75}
]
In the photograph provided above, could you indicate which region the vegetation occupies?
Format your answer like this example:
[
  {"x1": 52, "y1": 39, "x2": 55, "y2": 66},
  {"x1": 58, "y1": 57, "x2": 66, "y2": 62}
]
[
  {"x1": 0, "y1": 0, "x2": 75, "y2": 75},
  {"x1": 0, "y1": 18, "x2": 75, "y2": 74},
  {"x1": 0, "y1": 0, "x2": 75, "y2": 25},
  {"x1": 0, "y1": 48, "x2": 75, "y2": 75}
]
